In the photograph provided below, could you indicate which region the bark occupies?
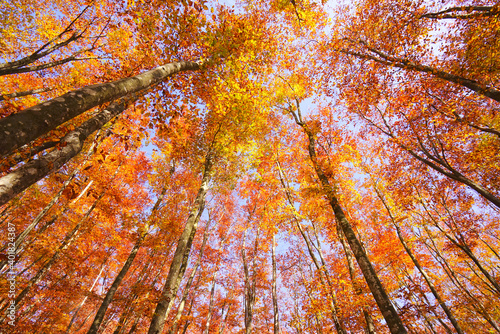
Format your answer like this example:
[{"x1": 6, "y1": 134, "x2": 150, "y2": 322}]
[
  {"x1": 370, "y1": 179, "x2": 464, "y2": 334},
  {"x1": 10, "y1": 178, "x2": 92, "y2": 269},
  {"x1": 289, "y1": 100, "x2": 407, "y2": 334},
  {"x1": 88, "y1": 184, "x2": 168, "y2": 332},
  {"x1": 0, "y1": 60, "x2": 200, "y2": 158},
  {"x1": 7, "y1": 188, "x2": 106, "y2": 310},
  {"x1": 0, "y1": 96, "x2": 131, "y2": 206},
  {"x1": 114, "y1": 249, "x2": 170, "y2": 334},
  {"x1": 170, "y1": 291, "x2": 198, "y2": 334},
  {"x1": 393, "y1": 268, "x2": 438, "y2": 334},
  {"x1": 0, "y1": 165, "x2": 119, "y2": 325},
  {"x1": 180, "y1": 296, "x2": 196, "y2": 334},
  {"x1": 242, "y1": 226, "x2": 260, "y2": 334},
  {"x1": 162, "y1": 203, "x2": 205, "y2": 321},
  {"x1": 297, "y1": 265, "x2": 325, "y2": 334},
  {"x1": 416, "y1": 190, "x2": 500, "y2": 295},
  {"x1": 272, "y1": 234, "x2": 280, "y2": 334},
  {"x1": 167, "y1": 215, "x2": 215, "y2": 334},
  {"x1": 147, "y1": 154, "x2": 212, "y2": 334},
  {"x1": 200, "y1": 219, "x2": 225, "y2": 334},
  {"x1": 167, "y1": 259, "x2": 202, "y2": 334},
  {"x1": 219, "y1": 291, "x2": 233, "y2": 334}
]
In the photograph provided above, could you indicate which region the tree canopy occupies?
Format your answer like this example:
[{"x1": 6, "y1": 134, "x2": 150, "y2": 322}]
[{"x1": 1, "y1": 0, "x2": 499, "y2": 333}]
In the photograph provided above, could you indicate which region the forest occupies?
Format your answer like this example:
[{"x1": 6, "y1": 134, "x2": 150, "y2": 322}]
[{"x1": 0, "y1": 0, "x2": 499, "y2": 333}]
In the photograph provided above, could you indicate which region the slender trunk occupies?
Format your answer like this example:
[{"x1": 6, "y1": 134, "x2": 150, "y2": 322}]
[
  {"x1": 0, "y1": 61, "x2": 200, "y2": 157},
  {"x1": 417, "y1": 192, "x2": 500, "y2": 295},
  {"x1": 0, "y1": 179, "x2": 92, "y2": 272},
  {"x1": 168, "y1": 276, "x2": 201, "y2": 334},
  {"x1": 180, "y1": 297, "x2": 195, "y2": 334},
  {"x1": 147, "y1": 155, "x2": 212, "y2": 334},
  {"x1": 0, "y1": 165, "x2": 119, "y2": 321},
  {"x1": 446, "y1": 234, "x2": 500, "y2": 295},
  {"x1": 168, "y1": 217, "x2": 214, "y2": 334},
  {"x1": 10, "y1": 195, "x2": 95, "y2": 308},
  {"x1": 272, "y1": 234, "x2": 280, "y2": 334},
  {"x1": 421, "y1": 5, "x2": 499, "y2": 19},
  {"x1": 112, "y1": 296, "x2": 137, "y2": 334},
  {"x1": 304, "y1": 225, "x2": 347, "y2": 334},
  {"x1": 203, "y1": 268, "x2": 219, "y2": 334},
  {"x1": 397, "y1": 225, "x2": 464, "y2": 333},
  {"x1": 127, "y1": 316, "x2": 141, "y2": 334},
  {"x1": 116, "y1": 249, "x2": 170, "y2": 334},
  {"x1": 404, "y1": 271, "x2": 452, "y2": 334},
  {"x1": 163, "y1": 202, "x2": 205, "y2": 321},
  {"x1": 336, "y1": 226, "x2": 376, "y2": 334},
  {"x1": 422, "y1": 227, "x2": 500, "y2": 333},
  {"x1": 297, "y1": 265, "x2": 325, "y2": 334},
  {"x1": 405, "y1": 145, "x2": 500, "y2": 209},
  {"x1": 276, "y1": 160, "x2": 347, "y2": 333},
  {"x1": 86, "y1": 235, "x2": 145, "y2": 334},
  {"x1": 242, "y1": 226, "x2": 260, "y2": 334},
  {"x1": 65, "y1": 261, "x2": 106, "y2": 333},
  {"x1": 87, "y1": 186, "x2": 167, "y2": 334},
  {"x1": 290, "y1": 101, "x2": 406, "y2": 334},
  {"x1": 396, "y1": 268, "x2": 438, "y2": 334},
  {"x1": 219, "y1": 291, "x2": 232, "y2": 334},
  {"x1": 370, "y1": 179, "x2": 464, "y2": 334}
]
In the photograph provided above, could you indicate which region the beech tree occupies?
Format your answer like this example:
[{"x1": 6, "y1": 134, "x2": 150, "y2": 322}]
[{"x1": 2, "y1": 1, "x2": 500, "y2": 333}]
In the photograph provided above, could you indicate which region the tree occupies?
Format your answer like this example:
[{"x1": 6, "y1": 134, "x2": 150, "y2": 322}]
[{"x1": 2, "y1": 1, "x2": 500, "y2": 333}]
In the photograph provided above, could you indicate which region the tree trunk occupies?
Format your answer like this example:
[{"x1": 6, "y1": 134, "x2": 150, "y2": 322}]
[
  {"x1": 0, "y1": 61, "x2": 200, "y2": 158},
  {"x1": 297, "y1": 264, "x2": 325, "y2": 334},
  {"x1": 0, "y1": 137, "x2": 97, "y2": 267},
  {"x1": 203, "y1": 268, "x2": 219, "y2": 334},
  {"x1": 242, "y1": 226, "x2": 260, "y2": 334},
  {"x1": 290, "y1": 101, "x2": 407, "y2": 334},
  {"x1": 147, "y1": 154, "x2": 212, "y2": 334},
  {"x1": 422, "y1": 226, "x2": 500, "y2": 333},
  {"x1": 86, "y1": 234, "x2": 145, "y2": 334},
  {"x1": 87, "y1": 186, "x2": 167, "y2": 334},
  {"x1": 219, "y1": 291, "x2": 232, "y2": 334},
  {"x1": 272, "y1": 234, "x2": 280, "y2": 334},
  {"x1": 168, "y1": 217, "x2": 214, "y2": 334},
  {"x1": 277, "y1": 160, "x2": 347, "y2": 334},
  {"x1": 336, "y1": 225, "x2": 376, "y2": 334},
  {"x1": 0, "y1": 97, "x2": 129, "y2": 206},
  {"x1": 0, "y1": 164, "x2": 119, "y2": 323},
  {"x1": 0, "y1": 87, "x2": 52, "y2": 101},
  {"x1": 369, "y1": 177, "x2": 463, "y2": 333},
  {"x1": 65, "y1": 260, "x2": 106, "y2": 333}
]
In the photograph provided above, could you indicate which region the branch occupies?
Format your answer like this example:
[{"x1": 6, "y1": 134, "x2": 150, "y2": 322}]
[
  {"x1": 421, "y1": 5, "x2": 499, "y2": 19},
  {"x1": 0, "y1": 87, "x2": 52, "y2": 101},
  {"x1": 337, "y1": 43, "x2": 500, "y2": 103},
  {"x1": 0, "y1": 3, "x2": 94, "y2": 74}
]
